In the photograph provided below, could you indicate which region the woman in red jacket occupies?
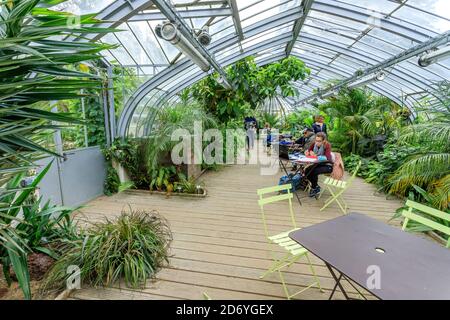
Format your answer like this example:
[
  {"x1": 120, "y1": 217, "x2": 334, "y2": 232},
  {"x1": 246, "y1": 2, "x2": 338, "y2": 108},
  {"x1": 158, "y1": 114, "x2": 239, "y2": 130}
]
[{"x1": 305, "y1": 132, "x2": 333, "y2": 197}]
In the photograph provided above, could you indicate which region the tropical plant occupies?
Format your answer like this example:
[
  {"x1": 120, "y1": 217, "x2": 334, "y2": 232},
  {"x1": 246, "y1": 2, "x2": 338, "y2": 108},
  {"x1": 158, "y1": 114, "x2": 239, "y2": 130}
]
[
  {"x1": 283, "y1": 109, "x2": 318, "y2": 134},
  {"x1": 319, "y1": 87, "x2": 405, "y2": 156},
  {"x1": 260, "y1": 112, "x2": 280, "y2": 128},
  {"x1": 175, "y1": 176, "x2": 204, "y2": 194},
  {"x1": 144, "y1": 101, "x2": 217, "y2": 172},
  {"x1": 387, "y1": 82, "x2": 450, "y2": 210},
  {"x1": 41, "y1": 208, "x2": 172, "y2": 292},
  {"x1": 0, "y1": 162, "x2": 79, "y2": 299},
  {"x1": 0, "y1": 0, "x2": 115, "y2": 299},
  {"x1": 0, "y1": 0, "x2": 116, "y2": 186},
  {"x1": 104, "y1": 165, "x2": 121, "y2": 196},
  {"x1": 190, "y1": 56, "x2": 310, "y2": 123},
  {"x1": 149, "y1": 165, "x2": 185, "y2": 193}
]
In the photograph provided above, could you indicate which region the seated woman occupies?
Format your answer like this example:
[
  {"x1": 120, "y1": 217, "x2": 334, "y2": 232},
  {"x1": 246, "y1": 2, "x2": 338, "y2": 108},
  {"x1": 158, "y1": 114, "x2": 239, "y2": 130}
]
[{"x1": 304, "y1": 132, "x2": 333, "y2": 197}]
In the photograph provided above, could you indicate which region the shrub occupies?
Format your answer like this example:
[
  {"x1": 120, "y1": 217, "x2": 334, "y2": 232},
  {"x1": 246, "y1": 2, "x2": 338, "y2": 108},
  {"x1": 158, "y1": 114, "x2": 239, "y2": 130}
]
[
  {"x1": 104, "y1": 165, "x2": 121, "y2": 196},
  {"x1": 41, "y1": 208, "x2": 172, "y2": 293}
]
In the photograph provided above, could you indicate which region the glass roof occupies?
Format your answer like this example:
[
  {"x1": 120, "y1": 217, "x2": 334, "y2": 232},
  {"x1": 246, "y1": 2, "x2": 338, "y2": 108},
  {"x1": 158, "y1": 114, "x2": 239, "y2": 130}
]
[{"x1": 53, "y1": 0, "x2": 450, "y2": 136}]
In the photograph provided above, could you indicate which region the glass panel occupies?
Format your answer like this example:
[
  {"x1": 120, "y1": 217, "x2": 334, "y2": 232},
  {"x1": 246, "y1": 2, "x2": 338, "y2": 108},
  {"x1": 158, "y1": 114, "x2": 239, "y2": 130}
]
[
  {"x1": 336, "y1": 0, "x2": 400, "y2": 14},
  {"x1": 308, "y1": 10, "x2": 368, "y2": 31},
  {"x1": 300, "y1": 26, "x2": 356, "y2": 46},
  {"x1": 101, "y1": 34, "x2": 135, "y2": 66},
  {"x1": 53, "y1": 0, "x2": 115, "y2": 14},
  {"x1": 294, "y1": 43, "x2": 337, "y2": 58},
  {"x1": 114, "y1": 25, "x2": 152, "y2": 65},
  {"x1": 240, "y1": 0, "x2": 298, "y2": 28},
  {"x1": 407, "y1": 0, "x2": 450, "y2": 20},
  {"x1": 128, "y1": 22, "x2": 168, "y2": 64},
  {"x1": 366, "y1": 28, "x2": 417, "y2": 49},
  {"x1": 241, "y1": 23, "x2": 293, "y2": 49},
  {"x1": 393, "y1": 5, "x2": 450, "y2": 33}
]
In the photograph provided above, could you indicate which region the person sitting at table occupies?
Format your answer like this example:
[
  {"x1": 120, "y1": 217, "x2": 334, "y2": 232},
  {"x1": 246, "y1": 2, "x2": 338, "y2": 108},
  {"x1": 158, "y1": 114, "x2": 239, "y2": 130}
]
[
  {"x1": 304, "y1": 132, "x2": 333, "y2": 197},
  {"x1": 312, "y1": 115, "x2": 327, "y2": 135},
  {"x1": 294, "y1": 128, "x2": 315, "y2": 150}
]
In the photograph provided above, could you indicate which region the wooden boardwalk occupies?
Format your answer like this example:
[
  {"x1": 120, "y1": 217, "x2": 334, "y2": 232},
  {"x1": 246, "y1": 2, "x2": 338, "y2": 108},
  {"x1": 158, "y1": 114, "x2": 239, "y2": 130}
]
[{"x1": 71, "y1": 164, "x2": 404, "y2": 300}]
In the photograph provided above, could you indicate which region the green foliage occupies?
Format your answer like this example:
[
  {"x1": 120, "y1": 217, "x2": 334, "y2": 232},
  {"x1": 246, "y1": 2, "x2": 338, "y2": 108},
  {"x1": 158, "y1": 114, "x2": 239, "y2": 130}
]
[
  {"x1": 283, "y1": 109, "x2": 317, "y2": 134},
  {"x1": 0, "y1": 0, "x2": 115, "y2": 299},
  {"x1": 41, "y1": 208, "x2": 172, "y2": 292},
  {"x1": 104, "y1": 165, "x2": 120, "y2": 196},
  {"x1": 0, "y1": 163, "x2": 78, "y2": 299},
  {"x1": 113, "y1": 67, "x2": 142, "y2": 116},
  {"x1": 319, "y1": 87, "x2": 406, "y2": 156},
  {"x1": 149, "y1": 165, "x2": 183, "y2": 192},
  {"x1": 0, "y1": 0, "x2": 116, "y2": 185},
  {"x1": 145, "y1": 102, "x2": 217, "y2": 172},
  {"x1": 388, "y1": 84, "x2": 450, "y2": 210},
  {"x1": 260, "y1": 113, "x2": 280, "y2": 128},
  {"x1": 175, "y1": 176, "x2": 205, "y2": 194},
  {"x1": 190, "y1": 56, "x2": 310, "y2": 123}
]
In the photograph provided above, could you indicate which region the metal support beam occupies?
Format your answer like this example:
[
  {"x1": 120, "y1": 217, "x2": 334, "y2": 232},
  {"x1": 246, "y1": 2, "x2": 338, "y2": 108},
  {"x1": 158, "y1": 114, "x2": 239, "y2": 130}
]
[
  {"x1": 129, "y1": 7, "x2": 232, "y2": 21},
  {"x1": 152, "y1": 0, "x2": 232, "y2": 87},
  {"x1": 107, "y1": 66, "x2": 116, "y2": 142},
  {"x1": 228, "y1": 0, "x2": 244, "y2": 41},
  {"x1": 285, "y1": 0, "x2": 313, "y2": 56},
  {"x1": 296, "y1": 30, "x2": 450, "y2": 105}
]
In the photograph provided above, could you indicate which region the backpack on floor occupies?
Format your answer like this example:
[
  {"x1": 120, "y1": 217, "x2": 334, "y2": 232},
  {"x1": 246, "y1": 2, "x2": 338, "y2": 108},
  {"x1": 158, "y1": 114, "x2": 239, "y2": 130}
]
[{"x1": 278, "y1": 173, "x2": 303, "y2": 193}]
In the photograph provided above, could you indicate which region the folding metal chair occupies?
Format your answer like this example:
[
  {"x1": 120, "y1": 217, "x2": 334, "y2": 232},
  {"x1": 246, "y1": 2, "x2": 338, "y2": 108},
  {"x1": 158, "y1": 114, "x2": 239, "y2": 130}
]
[
  {"x1": 319, "y1": 161, "x2": 362, "y2": 214},
  {"x1": 257, "y1": 184, "x2": 323, "y2": 299}
]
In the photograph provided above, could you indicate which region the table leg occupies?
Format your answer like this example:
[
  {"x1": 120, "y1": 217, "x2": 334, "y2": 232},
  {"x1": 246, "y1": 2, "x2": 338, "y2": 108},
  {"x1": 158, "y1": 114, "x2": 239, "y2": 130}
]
[
  {"x1": 325, "y1": 263, "x2": 351, "y2": 300},
  {"x1": 329, "y1": 273, "x2": 343, "y2": 300},
  {"x1": 279, "y1": 159, "x2": 302, "y2": 206}
]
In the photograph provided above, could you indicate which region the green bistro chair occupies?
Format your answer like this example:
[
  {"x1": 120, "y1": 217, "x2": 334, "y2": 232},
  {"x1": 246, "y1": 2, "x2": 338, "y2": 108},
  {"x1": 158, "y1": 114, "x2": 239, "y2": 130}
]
[
  {"x1": 319, "y1": 161, "x2": 362, "y2": 215},
  {"x1": 257, "y1": 184, "x2": 323, "y2": 299},
  {"x1": 401, "y1": 200, "x2": 450, "y2": 248}
]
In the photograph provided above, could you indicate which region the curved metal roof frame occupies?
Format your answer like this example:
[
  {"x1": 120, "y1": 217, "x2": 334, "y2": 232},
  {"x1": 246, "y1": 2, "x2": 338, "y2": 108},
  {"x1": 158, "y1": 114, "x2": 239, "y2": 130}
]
[{"x1": 68, "y1": 0, "x2": 450, "y2": 137}]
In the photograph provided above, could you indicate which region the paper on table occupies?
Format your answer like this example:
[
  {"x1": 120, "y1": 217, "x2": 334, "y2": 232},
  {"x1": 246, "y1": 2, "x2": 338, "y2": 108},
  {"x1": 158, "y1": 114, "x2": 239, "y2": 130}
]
[{"x1": 289, "y1": 154, "x2": 318, "y2": 163}]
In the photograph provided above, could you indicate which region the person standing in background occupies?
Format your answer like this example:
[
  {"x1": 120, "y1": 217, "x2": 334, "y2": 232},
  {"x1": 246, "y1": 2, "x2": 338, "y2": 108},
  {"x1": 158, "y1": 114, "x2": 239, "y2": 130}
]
[
  {"x1": 247, "y1": 122, "x2": 256, "y2": 151},
  {"x1": 312, "y1": 115, "x2": 327, "y2": 135}
]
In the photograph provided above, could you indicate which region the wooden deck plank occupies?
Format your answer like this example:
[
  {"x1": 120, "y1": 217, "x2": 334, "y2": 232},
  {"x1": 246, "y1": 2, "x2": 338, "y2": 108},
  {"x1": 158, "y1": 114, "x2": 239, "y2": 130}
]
[{"x1": 71, "y1": 164, "x2": 404, "y2": 300}]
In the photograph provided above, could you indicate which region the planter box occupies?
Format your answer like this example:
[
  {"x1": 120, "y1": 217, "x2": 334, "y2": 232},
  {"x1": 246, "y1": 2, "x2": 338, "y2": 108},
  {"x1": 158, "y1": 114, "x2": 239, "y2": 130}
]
[
  {"x1": 151, "y1": 189, "x2": 207, "y2": 198},
  {"x1": 124, "y1": 188, "x2": 207, "y2": 198}
]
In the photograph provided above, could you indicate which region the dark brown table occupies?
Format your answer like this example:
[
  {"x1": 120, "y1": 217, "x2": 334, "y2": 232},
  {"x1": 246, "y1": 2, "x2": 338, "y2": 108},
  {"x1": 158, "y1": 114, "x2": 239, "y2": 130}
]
[{"x1": 289, "y1": 213, "x2": 450, "y2": 300}]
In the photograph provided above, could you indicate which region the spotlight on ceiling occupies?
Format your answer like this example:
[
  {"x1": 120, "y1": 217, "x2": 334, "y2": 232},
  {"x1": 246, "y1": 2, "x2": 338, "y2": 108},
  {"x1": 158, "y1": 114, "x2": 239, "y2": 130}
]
[
  {"x1": 217, "y1": 75, "x2": 232, "y2": 90},
  {"x1": 155, "y1": 21, "x2": 211, "y2": 72},
  {"x1": 348, "y1": 71, "x2": 386, "y2": 89},
  {"x1": 197, "y1": 26, "x2": 211, "y2": 46},
  {"x1": 418, "y1": 46, "x2": 450, "y2": 67}
]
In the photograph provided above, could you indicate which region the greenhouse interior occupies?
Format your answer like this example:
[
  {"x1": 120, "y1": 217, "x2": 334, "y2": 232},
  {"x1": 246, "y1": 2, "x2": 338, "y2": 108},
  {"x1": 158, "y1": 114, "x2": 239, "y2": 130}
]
[{"x1": 1, "y1": 0, "x2": 450, "y2": 301}]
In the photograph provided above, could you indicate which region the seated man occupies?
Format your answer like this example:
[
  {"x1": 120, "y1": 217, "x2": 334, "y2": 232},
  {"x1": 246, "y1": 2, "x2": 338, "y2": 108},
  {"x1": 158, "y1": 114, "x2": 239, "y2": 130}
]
[
  {"x1": 294, "y1": 128, "x2": 315, "y2": 150},
  {"x1": 304, "y1": 132, "x2": 333, "y2": 197}
]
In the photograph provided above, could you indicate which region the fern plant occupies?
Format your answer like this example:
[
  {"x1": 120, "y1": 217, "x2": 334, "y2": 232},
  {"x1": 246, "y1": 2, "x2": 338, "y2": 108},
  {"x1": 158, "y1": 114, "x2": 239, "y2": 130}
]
[{"x1": 389, "y1": 83, "x2": 450, "y2": 210}]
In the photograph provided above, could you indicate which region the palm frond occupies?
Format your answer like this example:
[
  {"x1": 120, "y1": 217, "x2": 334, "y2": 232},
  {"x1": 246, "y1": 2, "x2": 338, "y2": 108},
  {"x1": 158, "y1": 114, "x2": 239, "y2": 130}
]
[{"x1": 389, "y1": 153, "x2": 450, "y2": 195}]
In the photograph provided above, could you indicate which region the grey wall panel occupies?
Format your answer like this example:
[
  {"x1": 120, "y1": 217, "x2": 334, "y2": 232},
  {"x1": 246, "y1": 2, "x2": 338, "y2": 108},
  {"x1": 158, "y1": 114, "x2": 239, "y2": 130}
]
[
  {"x1": 36, "y1": 146, "x2": 106, "y2": 207},
  {"x1": 59, "y1": 147, "x2": 106, "y2": 207},
  {"x1": 35, "y1": 157, "x2": 63, "y2": 206}
]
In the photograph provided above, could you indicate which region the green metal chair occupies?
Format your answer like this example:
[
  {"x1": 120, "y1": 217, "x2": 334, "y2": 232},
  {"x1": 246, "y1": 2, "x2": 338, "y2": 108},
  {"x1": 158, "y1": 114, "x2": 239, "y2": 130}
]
[
  {"x1": 257, "y1": 184, "x2": 323, "y2": 299},
  {"x1": 319, "y1": 161, "x2": 362, "y2": 215},
  {"x1": 401, "y1": 200, "x2": 450, "y2": 248}
]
